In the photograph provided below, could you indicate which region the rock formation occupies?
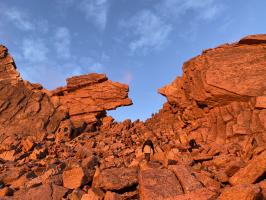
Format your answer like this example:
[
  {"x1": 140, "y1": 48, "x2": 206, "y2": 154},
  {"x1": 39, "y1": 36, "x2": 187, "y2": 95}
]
[{"x1": 0, "y1": 34, "x2": 266, "y2": 200}]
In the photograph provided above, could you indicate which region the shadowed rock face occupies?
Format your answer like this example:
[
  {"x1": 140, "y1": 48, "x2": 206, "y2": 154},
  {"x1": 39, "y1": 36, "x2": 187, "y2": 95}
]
[{"x1": 0, "y1": 35, "x2": 266, "y2": 200}]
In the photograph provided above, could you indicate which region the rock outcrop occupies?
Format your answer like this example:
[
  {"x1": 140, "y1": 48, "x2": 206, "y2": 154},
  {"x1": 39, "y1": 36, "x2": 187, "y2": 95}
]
[
  {"x1": 0, "y1": 44, "x2": 132, "y2": 150},
  {"x1": 158, "y1": 34, "x2": 266, "y2": 148},
  {"x1": 0, "y1": 34, "x2": 266, "y2": 200},
  {"x1": 50, "y1": 73, "x2": 132, "y2": 127}
]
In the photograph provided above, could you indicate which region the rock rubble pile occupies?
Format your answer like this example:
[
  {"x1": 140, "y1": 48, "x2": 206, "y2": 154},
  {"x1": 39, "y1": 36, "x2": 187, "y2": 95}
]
[{"x1": 0, "y1": 34, "x2": 266, "y2": 200}]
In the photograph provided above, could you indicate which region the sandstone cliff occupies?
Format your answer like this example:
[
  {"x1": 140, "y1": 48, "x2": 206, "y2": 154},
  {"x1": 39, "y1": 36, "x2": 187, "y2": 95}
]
[{"x1": 0, "y1": 35, "x2": 265, "y2": 200}]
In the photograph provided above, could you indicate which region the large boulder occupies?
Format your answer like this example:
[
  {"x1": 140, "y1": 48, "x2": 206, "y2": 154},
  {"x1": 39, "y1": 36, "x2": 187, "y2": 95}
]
[
  {"x1": 138, "y1": 168, "x2": 183, "y2": 200},
  {"x1": 94, "y1": 167, "x2": 138, "y2": 191},
  {"x1": 159, "y1": 34, "x2": 266, "y2": 106},
  {"x1": 229, "y1": 150, "x2": 266, "y2": 185},
  {"x1": 50, "y1": 73, "x2": 132, "y2": 127},
  {"x1": 217, "y1": 184, "x2": 263, "y2": 200}
]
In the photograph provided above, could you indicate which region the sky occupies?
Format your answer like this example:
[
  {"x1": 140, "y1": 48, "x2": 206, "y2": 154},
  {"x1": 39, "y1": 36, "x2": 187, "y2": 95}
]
[{"x1": 0, "y1": 0, "x2": 266, "y2": 122}]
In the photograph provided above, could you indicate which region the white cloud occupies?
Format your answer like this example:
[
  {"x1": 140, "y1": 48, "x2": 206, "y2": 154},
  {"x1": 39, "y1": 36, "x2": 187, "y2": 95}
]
[
  {"x1": 199, "y1": 4, "x2": 221, "y2": 20},
  {"x1": 21, "y1": 38, "x2": 48, "y2": 63},
  {"x1": 121, "y1": 0, "x2": 223, "y2": 52},
  {"x1": 3, "y1": 8, "x2": 35, "y2": 31},
  {"x1": 125, "y1": 10, "x2": 172, "y2": 52},
  {"x1": 54, "y1": 27, "x2": 71, "y2": 59},
  {"x1": 78, "y1": 57, "x2": 105, "y2": 73},
  {"x1": 78, "y1": 0, "x2": 108, "y2": 30},
  {"x1": 158, "y1": 0, "x2": 222, "y2": 21}
]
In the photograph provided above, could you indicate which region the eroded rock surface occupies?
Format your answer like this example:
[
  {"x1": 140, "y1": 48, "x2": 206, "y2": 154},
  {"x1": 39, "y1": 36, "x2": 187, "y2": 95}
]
[{"x1": 0, "y1": 34, "x2": 266, "y2": 199}]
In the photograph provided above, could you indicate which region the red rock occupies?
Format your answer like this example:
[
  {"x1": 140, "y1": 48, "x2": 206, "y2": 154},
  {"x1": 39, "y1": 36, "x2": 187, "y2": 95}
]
[
  {"x1": 257, "y1": 180, "x2": 266, "y2": 198},
  {"x1": 68, "y1": 188, "x2": 85, "y2": 200},
  {"x1": 51, "y1": 73, "x2": 132, "y2": 127},
  {"x1": 192, "y1": 154, "x2": 213, "y2": 162},
  {"x1": 168, "y1": 165, "x2": 202, "y2": 193},
  {"x1": 229, "y1": 150, "x2": 266, "y2": 185},
  {"x1": 138, "y1": 169, "x2": 183, "y2": 200},
  {"x1": 259, "y1": 110, "x2": 266, "y2": 130},
  {"x1": 20, "y1": 183, "x2": 68, "y2": 200},
  {"x1": 217, "y1": 184, "x2": 263, "y2": 200},
  {"x1": 255, "y1": 96, "x2": 266, "y2": 109},
  {"x1": 0, "y1": 187, "x2": 13, "y2": 197},
  {"x1": 0, "y1": 150, "x2": 16, "y2": 161},
  {"x1": 81, "y1": 188, "x2": 104, "y2": 200},
  {"x1": 11, "y1": 174, "x2": 29, "y2": 189},
  {"x1": 194, "y1": 172, "x2": 220, "y2": 192},
  {"x1": 29, "y1": 145, "x2": 48, "y2": 160},
  {"x1": 0, "y1": 167, "x2": 24, "y2": 185},
  {"x1": 238, "y1": 34, "x2": 266, "y2": 44},
  {"x1": 104, "y1": 191, "x2": 121, "y2": 200},
  {"x1": 158, "y1": 34, "x2": 266, "y2": 148},
  {"x1": 0, "y1": 45, "x2": 20, "y2": 85},
  {"x1": 1, "y1": 34, "x2": 266, "y2": 199},
  {"x1": 170, "y1": 188, "x2": 217, "y2": 200},
  {"x1": 0, "y1": 45, "x2": 132, "y2": 145},
  {"x1": 95, "y1": 167, "x2": 138, "y2": 191},
  {"x1": 213, "y1": 171, "x2": 228, "y2": 183},
  {"x1": 21, "y1": 138, "x2": 35, "y2": 152},
  {"x1": 63, "y1": 166, "x2": 86, "y2": 189}
]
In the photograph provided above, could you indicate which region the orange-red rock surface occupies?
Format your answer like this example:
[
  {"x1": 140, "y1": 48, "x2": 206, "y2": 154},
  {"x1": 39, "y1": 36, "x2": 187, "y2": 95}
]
[{"x1": 0, "y1": 34, "x2": 266, "y2": 200}]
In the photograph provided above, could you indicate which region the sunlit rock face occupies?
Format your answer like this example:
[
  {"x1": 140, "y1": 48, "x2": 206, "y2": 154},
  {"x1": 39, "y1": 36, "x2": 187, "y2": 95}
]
[
  {"x1": 158, "y1": 34, "x2": 266, "y2": 147},
  {"x1": 0, "y1": 35, "x2": 266, "y2": 199},
  {"x1": 0, "y1": 44, "x2": 132, "y2": 140},
  {"x1": 50, "y1": 73, "x2": 132, "y2": 127}
]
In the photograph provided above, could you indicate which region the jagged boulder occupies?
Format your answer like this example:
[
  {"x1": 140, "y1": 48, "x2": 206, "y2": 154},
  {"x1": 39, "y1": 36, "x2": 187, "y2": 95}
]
[
  {"x1": 158, "y1": 34, "x2": 266, "y2": 147},
  {"x1": 0, "y1": 45, "x2": 132, "y2": 144},
  {"x1": 50, "y1": 73, "x2": 132, "y2": 127}
]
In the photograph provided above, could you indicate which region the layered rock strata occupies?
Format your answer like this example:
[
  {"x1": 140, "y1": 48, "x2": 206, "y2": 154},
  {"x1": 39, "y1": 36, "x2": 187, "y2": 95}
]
[
  {"x1": 158, "y1": 34, "x2": 266, "y2": 149},
  {"x1": 0, "y1": 35, "x2": 266, "y2": 200}
]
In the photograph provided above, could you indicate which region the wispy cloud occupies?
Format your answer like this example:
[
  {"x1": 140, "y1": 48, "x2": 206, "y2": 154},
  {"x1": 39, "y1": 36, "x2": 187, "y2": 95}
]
[
  {"x1": 54, "y1": 27, "x2": 71, "y2": 59},
  {"x1": 78, "y1": 57, "x2": 105, "y2": 73},
  {"x1": 121, "y1": 0, "x2": 224, "y2": 52},
  {"x1": 3, "y1": 8, "x2": 35, "y2": 31},
  {"x1": 21, "y1": 38, "x2": 48, "y2": 63},
  {"x1": 158, "y1": 0, "x2": 223, "y2": 21},
  {"x1": 123, "y1": 10, "x2": 172, "y2": 52},
  {"x1": 78, "y1": 0, "x2": 108, "y2": 31}
]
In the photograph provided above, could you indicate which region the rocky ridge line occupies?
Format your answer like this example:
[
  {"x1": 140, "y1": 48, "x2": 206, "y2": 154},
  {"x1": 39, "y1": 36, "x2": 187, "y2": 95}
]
[{"x1": 0, "y1": 35, "x2": 265, "y2": 200}]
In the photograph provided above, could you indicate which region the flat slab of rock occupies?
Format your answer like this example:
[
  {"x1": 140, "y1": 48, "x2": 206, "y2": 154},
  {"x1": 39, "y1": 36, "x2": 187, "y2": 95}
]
[
  {"x1": 169, "y1": 188, "x2": 216, "y2": 200},
  {"x1": 192, "y1": 154, "x2": 213, "y2": 162},
  {"x1": 255, "y1": 96, "x2": 266, "y2": 108},
  {"x1": 238, "y1": 34, "x2": 266, "y2": 44},
  {"x1": 63, "y1": 166, "x2": 86, "y2": 189},
  {"x1": 139, "y1": 169, "x2": 183, "y2": 200},
  {"x1": 14, "y1": 184, "x2": 68, "y2": 200},
  {"x1": 168, "y1": 165, "x2": 203, "y2": 193},
  {"x1": 51, "y1": 73, "x2": 132, "y2": 127},
  {"x1": 229, "y1": 150, "x2": 266, "y2": 185},
  {"x1": 95, "y1": 167, "x2": 138, "y2": 191},
  {"x1": 217, "y1": 184, "x2": 263, "y2": 200}
]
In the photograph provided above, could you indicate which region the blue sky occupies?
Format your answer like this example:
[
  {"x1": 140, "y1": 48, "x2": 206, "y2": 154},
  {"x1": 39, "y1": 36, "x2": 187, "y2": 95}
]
[{"x1": 0, "y1": 0, "x2": 266, "y2": 121}]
